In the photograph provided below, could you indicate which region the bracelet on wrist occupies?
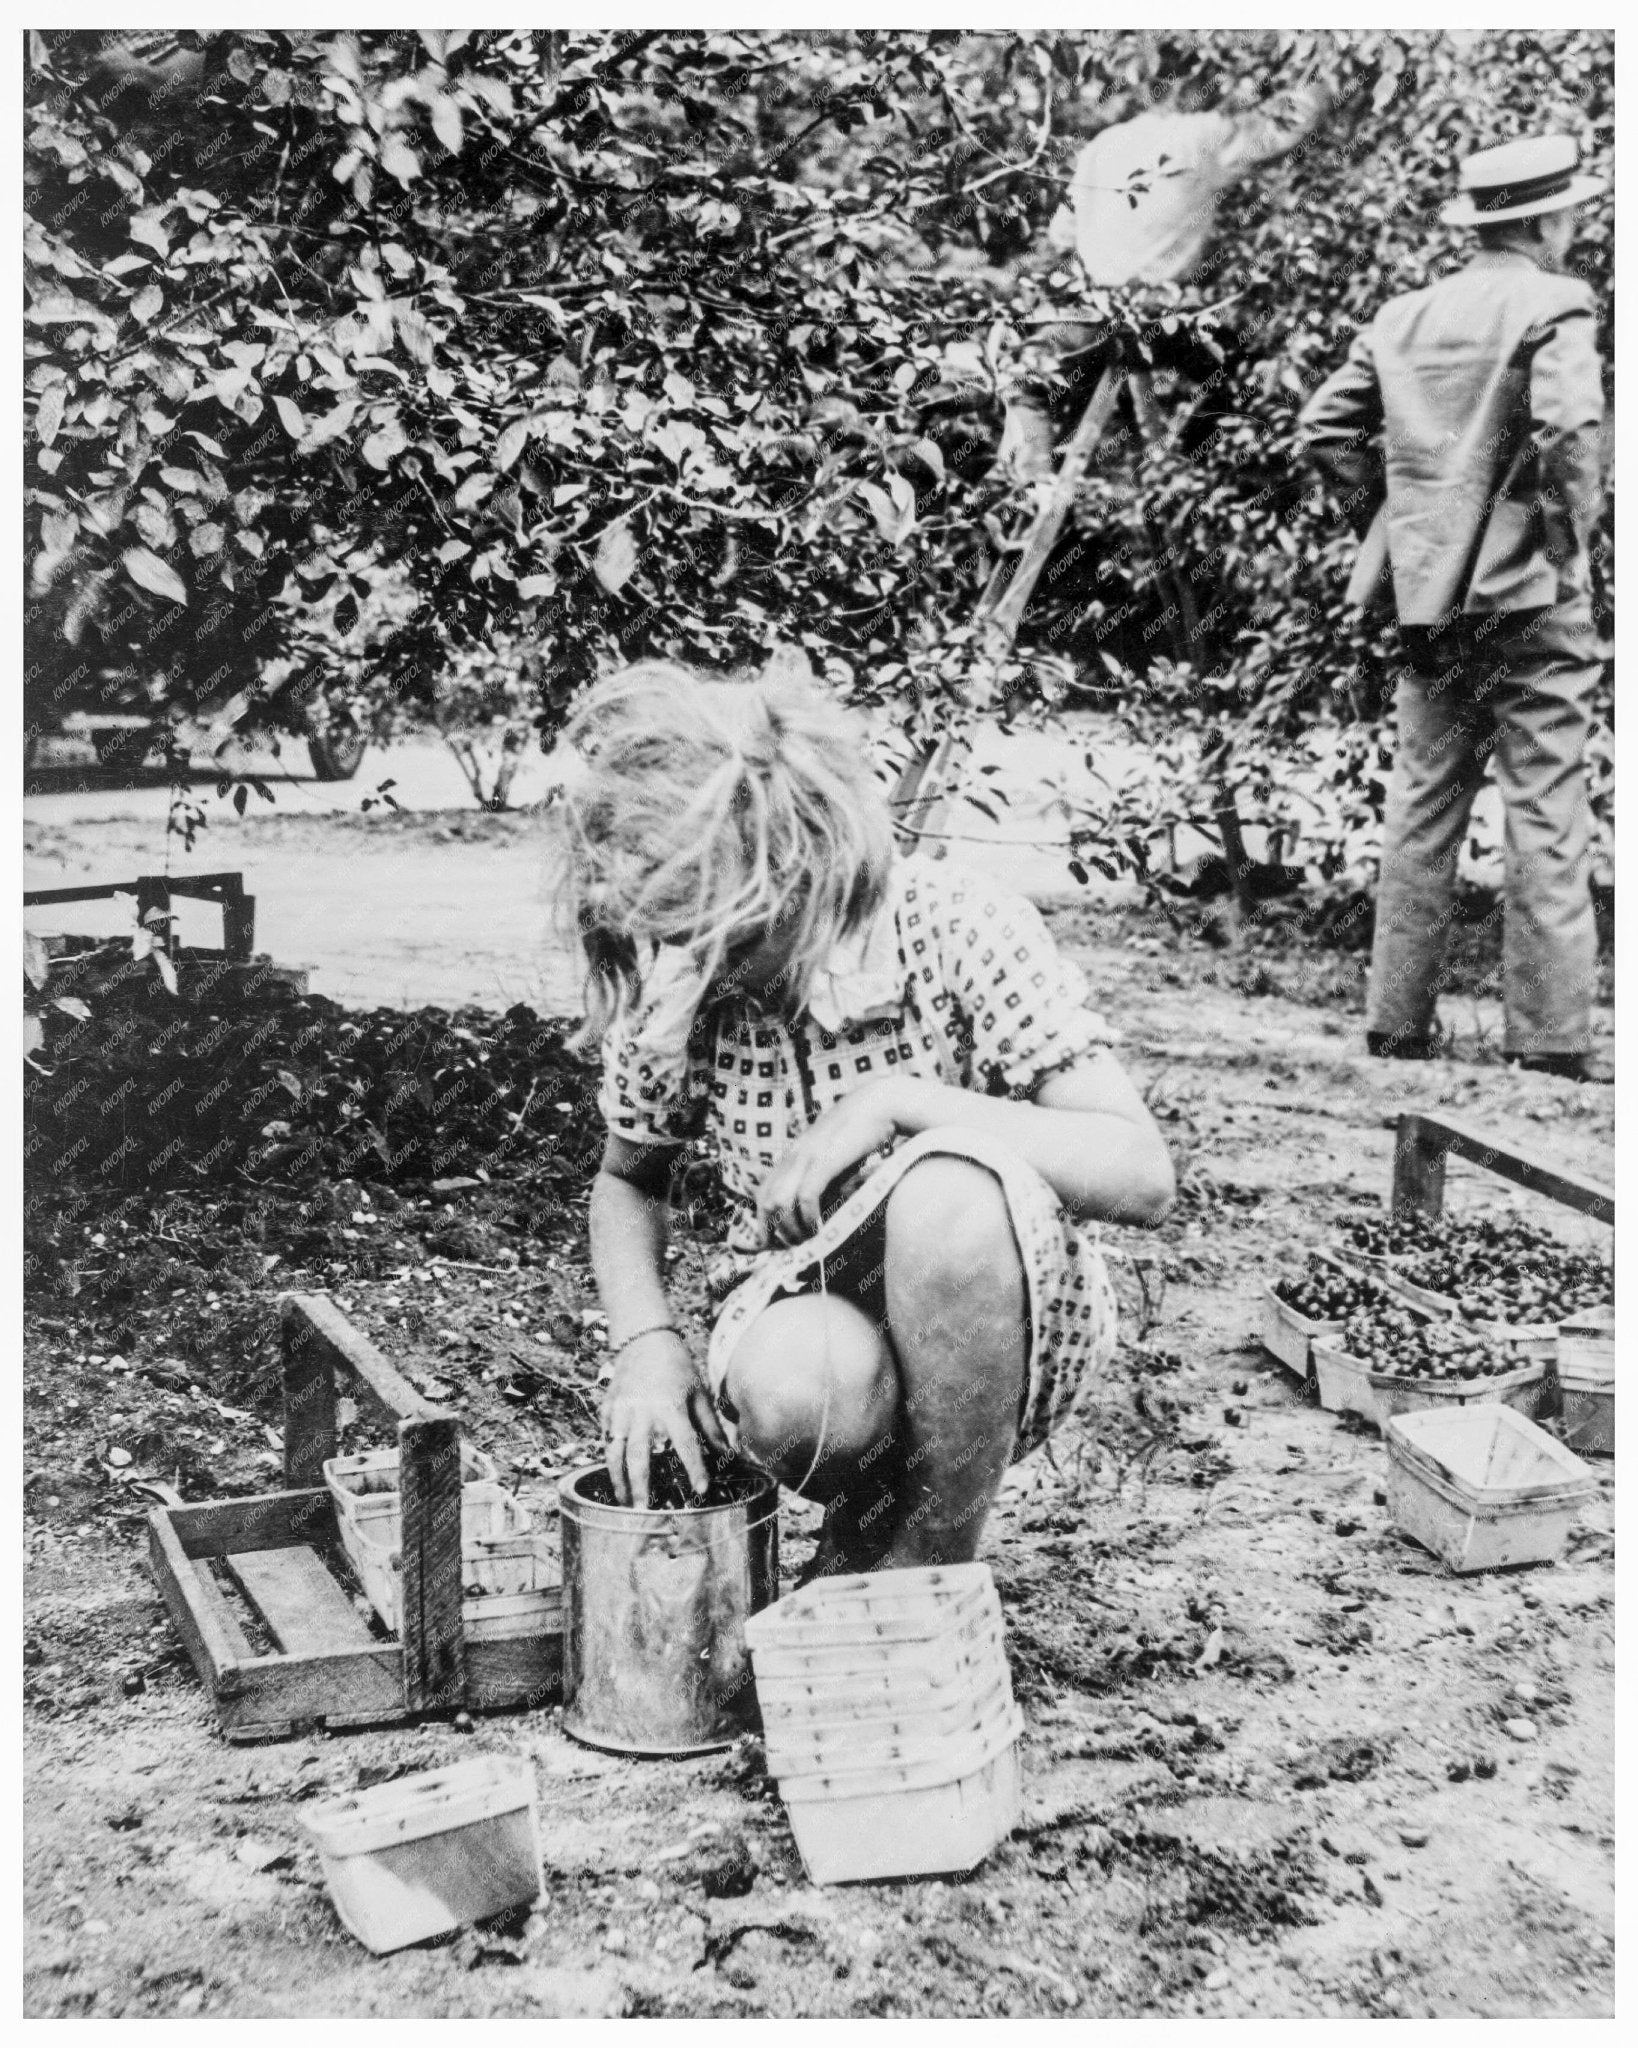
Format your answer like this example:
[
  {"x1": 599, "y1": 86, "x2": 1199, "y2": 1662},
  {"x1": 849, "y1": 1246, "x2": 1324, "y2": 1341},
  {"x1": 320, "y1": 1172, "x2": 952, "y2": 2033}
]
[{"x1": 611, "y1": 1320, "x2": 684, "y2": 1359}]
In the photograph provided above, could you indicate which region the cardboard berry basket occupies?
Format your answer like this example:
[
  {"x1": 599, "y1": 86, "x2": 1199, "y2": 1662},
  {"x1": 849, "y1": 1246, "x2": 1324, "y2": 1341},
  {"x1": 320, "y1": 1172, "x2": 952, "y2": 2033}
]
[
  {"x1": 1368, "y1": 1358, "x2": 1549, "y2": 1429},
  {"x1": 1311, "y1": 1337, "x2": 1385, "y2": 1428}
]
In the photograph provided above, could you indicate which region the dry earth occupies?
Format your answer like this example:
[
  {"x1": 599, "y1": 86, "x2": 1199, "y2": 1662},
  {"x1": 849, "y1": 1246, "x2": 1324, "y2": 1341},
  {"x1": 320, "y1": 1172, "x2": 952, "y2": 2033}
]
[{"x1": 23, "y1": 860, "x2": 1615, "y2": 2019}]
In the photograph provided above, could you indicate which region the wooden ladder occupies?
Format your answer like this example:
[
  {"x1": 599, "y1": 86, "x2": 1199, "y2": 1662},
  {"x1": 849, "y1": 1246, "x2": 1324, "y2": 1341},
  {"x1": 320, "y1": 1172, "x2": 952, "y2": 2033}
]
[{"x1": 888, "y1": 359, "x2": 1125, "y2": 843}]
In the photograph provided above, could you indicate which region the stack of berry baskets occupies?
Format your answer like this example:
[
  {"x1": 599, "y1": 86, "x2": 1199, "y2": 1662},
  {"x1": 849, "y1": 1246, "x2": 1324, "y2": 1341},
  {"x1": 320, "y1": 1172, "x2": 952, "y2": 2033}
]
[
  {"x1": 324, "y1": 1446, "x2": 560, "y2": 1642},
  {"x1": 744, "y1": 1564, "x2": 1023, "y2": 1885}
]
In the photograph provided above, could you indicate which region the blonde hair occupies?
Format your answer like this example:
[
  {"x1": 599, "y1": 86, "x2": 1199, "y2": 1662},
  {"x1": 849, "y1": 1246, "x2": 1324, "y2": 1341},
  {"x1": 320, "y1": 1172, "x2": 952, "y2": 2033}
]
[{"x1": 555, "y1": 658, "x2": 894, "y2": 1046}]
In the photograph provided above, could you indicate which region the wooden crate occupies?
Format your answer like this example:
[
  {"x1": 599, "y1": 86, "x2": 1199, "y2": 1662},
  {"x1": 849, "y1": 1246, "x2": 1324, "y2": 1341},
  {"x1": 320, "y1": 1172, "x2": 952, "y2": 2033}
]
[{"x1": 148, "y1": 1292, "x2": 561, "y2": 1741}]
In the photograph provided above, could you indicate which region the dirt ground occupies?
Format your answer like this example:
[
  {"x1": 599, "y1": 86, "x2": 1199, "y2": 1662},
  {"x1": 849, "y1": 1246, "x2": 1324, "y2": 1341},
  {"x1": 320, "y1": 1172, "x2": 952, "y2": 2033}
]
[{"x1": 23, "y1": 869, "x2": 1615, "y2": 2020}]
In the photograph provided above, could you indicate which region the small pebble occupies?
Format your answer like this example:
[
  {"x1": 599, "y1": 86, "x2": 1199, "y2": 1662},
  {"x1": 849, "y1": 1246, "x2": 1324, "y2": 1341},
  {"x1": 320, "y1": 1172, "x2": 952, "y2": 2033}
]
[
  {"x1": 1231, "y1": 1379, "x2": 1248, "y2": 1396},
  {"x1": 1223, "y1": 1408, "x2": 1243, "y2": 1427},
  {"x1": 452, "y1": 1711, "x2": 474, "y2": 1733},
  {"x1": 1399, "y1": 1828, "x2": 1429, "y2": 1848},
  {"x1": 122, "y1": 1671, "x2": 145, "y2": 1697},
  {"x1": 23, "y1": 1641, "x2": 43, "y2": 1667},
  {"x1": 1205, "y1": 1967, "x2": 1231, "y2": 1991},
  {"x1": 1474, "y1": 1756, "x2": 1498, "y2": 1779},
  {"x1": 1512, "y1": 1679, "x2": 1539, "y2": 1706},
  {"x1": 1362, "y1": 1875, "x2": 1384, "y2": 1906},
  {"x1": 1502, "y1": 1717, "x2": 1537, "y2": 1742},
  {"x1": 1373, "y1": 1487, "x2": 1388, "y2": 1507},
  {"x1": 1336, "y1": 1517, "x2": 1362, "y2": 1536},
  {"x1": 1446, "y1": 1762, "x2": 1470, "y2": 1783}
]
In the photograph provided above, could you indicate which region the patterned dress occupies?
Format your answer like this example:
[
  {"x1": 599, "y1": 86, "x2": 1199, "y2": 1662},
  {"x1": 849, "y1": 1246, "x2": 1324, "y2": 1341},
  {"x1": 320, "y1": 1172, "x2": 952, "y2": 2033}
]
[{"x1": 597, "y1": 854, "x2": 1121, "y2": 1458}]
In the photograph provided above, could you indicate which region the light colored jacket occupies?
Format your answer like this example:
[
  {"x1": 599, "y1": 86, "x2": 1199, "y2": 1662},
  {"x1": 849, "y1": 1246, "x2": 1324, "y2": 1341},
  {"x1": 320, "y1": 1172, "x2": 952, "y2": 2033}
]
[
  {"x1": 1300, "y1": 249, "x2": 1605, "y2": 623},
  {"x1": 1052, "y1": 86, "x2": 1329, "y2": 288}
]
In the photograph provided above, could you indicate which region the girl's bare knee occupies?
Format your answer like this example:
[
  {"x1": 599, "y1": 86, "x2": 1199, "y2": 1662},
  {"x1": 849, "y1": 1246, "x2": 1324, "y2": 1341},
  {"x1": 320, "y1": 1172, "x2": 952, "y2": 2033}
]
[
  {"x1": 723, "y1": 1297, "x2": 891, "y2": 1465},
  {"x1": 885, "y1": 1157, "x2": 1019, "y2": 1294}
]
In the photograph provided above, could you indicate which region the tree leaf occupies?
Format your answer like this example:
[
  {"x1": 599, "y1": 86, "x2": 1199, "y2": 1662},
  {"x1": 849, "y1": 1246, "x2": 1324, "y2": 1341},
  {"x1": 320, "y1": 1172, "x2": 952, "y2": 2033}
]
[
  {"x1": 394, "y1": 308, "x2": 435, "y2": 366},
  {"x1": 129, "y1": 210, "x2": 171, "y2": 257},
  {"x1": 122, "y1": 546, "x2": 187, "y2": 605},
  {"x1": 40, "y1": 509, "x2": 78, "y2": 554},
  {"x1": 594, "y1": 521, "x2": 639, "y2": 594},
  {"x1": 273, "y1": 395, "x2": 308, "y2": 440},
  {"x1": 35, "y1": 385, "x2": 66, "y2": 447},
  {"x1": 296, "y1": 399, "x2": 360, "y2": 453},
  {"x1": 380, "y1": 135, "x2": 421, "y2": 185},
  {"x1": 430, "y1": 92, "x2": 465, "y2": 155},
  {"x1": 495, "y1": 417, "x2": 531, "y2": 473},
  {"x1": 154, "y1": 948, "x2": 179, "y2": 995},
  {"x1": 858, "y1": 482, "x2": 898, "y2": 542},
  {"x1": 361, "y1": 419, "x2": 408, "y2": 470},
  {"x1": 130, "y1": 283, "x2": 164, "y2": 325},
  {"x1": 24, "y1": 932, "x2": 51, "y2": 990},
  {"x1": 52, "y1": 995, "x2": 91, "y2": 1020}
]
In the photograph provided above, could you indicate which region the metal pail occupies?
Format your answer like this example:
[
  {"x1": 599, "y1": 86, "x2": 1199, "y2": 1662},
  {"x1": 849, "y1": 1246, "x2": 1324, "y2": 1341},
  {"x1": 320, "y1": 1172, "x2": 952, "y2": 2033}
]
[{"x1": 558, "y1": 1465, "x2": 780, "y2": 1755}]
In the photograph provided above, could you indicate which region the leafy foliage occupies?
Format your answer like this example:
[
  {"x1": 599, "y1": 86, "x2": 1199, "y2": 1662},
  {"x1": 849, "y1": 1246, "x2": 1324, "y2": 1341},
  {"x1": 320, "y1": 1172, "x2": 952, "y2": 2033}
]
[
  {"x1": 24, "y1": 30, "x2": 1067, "y2": 755},
  {"x1": 24, "y1": 29, "x2": 1614, "y2": 879}
]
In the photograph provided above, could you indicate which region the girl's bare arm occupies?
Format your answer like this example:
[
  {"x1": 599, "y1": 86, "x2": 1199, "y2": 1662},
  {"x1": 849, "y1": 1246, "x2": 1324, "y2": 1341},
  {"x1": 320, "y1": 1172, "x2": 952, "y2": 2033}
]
[
  {"x1": 588, "y1": 1135, "x2": 677, "y2": 1341},
  {"x1": 886, "y1": 1054, "x2": 1176, "y2": 1227},
  {"x1": 590, "y1": 1134, "x2": 728, "y2": 1502}
]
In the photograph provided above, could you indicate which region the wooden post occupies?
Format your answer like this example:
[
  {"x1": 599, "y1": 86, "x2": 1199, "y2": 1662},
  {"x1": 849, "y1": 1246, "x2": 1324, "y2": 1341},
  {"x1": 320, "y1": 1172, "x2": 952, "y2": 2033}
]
[
  {"x1": 1388, "y1": 1111, "x2": 1614, "y2": 1228},
  {"x1": 398, "y1": 1413, "x2": 467, "y2": 1714},
  {"x1": 135, "y1": 874, "x2": 173, "y2": 954},
  {"x1": 1391, "y1": 1114, "x2": 1447, "y2": 1222},
  {"x1": 221, "y1": 879, "x2": 255, "y2": 960}
]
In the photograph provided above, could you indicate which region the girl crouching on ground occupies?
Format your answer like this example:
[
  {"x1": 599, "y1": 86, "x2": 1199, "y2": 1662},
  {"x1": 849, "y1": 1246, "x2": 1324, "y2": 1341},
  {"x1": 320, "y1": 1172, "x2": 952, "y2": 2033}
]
[{"x1": 556, "y1": 659, "x2": 1175, "y2": 1576}]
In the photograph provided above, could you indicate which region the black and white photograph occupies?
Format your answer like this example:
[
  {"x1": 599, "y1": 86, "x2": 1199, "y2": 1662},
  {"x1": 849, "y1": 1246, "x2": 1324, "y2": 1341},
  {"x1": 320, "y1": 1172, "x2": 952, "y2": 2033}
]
[{"x1": 20, "y1": 21, "x2": 1616, "y2": 2022}]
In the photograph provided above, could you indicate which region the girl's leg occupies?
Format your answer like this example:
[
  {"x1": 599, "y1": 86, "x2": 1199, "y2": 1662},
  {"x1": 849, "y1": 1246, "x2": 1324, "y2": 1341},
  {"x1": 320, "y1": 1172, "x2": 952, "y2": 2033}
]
[
  {"x1": 878, "y1": 1156, "x2": 1027, "y2": 1567},
  {"x1": 721, "y1": 1154, "x2": 1028, "y2": 1572},
  {"x1": 720, "y1": 1289, "x2": 903, "y2": 1574}
]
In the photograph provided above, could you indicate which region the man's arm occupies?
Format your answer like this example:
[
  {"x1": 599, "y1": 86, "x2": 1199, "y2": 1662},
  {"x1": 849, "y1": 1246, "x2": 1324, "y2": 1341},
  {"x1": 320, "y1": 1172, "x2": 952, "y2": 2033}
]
[
  {"x1": 1527, "y1": 297, "x2": 1606, "y2": 572},
  {"x1": 1218, "y1": 78, "x2": 1331, "y2": 178},
  {"x1": 1299, "y1": 327, "x2": 1384, "y2": 528}
]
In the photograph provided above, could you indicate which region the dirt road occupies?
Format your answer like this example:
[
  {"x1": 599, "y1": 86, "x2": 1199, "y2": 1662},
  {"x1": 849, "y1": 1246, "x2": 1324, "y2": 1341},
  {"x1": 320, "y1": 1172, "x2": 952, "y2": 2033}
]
[{"x1": 25, "y1": 724, "x2": 1515, "y2": 1013}]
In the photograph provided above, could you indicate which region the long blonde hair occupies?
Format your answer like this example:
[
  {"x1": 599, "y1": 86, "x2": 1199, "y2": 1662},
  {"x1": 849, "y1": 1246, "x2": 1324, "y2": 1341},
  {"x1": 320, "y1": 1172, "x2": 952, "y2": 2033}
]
[{"x1": 554, "y1": 658, "x2": 895, "y2": 1045}]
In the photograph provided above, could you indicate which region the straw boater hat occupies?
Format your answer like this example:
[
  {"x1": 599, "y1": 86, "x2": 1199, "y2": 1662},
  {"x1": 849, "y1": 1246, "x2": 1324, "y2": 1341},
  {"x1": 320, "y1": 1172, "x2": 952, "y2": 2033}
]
[{"x1": 1441, "y1": 133, "x2": 1604, "y2": 226}]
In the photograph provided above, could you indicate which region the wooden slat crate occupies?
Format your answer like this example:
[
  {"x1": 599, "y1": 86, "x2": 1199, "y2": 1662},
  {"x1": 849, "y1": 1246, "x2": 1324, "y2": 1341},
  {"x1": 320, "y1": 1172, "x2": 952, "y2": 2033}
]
[{"x1": 147, "y1": 1292, "x2": 562, "y2": 1742}]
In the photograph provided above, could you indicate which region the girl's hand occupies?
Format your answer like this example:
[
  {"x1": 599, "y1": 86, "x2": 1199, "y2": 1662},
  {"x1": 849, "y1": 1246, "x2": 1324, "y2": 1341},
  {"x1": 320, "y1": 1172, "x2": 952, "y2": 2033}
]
[
  {"x1": 600, "y1": 1330, "x2": 729, "y2": 1507},
  {"x1": 757, "y1": 1077, "x2": 903, "y2": 1247}
]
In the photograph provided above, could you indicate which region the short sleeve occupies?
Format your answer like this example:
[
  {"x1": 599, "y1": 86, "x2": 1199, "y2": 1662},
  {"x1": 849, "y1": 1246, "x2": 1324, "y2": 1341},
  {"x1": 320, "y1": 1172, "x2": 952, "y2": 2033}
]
[
  {"x1": 930, "y1": 865, "x2": 1118, "y2": 1098},
  {"x1": 596, "y1": 951, "x2": 708, "y2": 1148}
]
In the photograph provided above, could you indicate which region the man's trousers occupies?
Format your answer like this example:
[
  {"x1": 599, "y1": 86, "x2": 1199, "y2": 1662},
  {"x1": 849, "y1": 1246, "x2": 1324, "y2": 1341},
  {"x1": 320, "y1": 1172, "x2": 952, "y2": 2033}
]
[{"x1": 1367, "y1": 603, "x2": 1602, "y2": 1058}]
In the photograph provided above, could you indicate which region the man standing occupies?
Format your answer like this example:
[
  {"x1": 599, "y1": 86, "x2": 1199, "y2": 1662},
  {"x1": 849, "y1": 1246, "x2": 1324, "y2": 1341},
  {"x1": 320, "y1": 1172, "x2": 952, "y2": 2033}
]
[{"x1": 1301, "y1": 134, "x2": 1609, "y2": 1082}]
